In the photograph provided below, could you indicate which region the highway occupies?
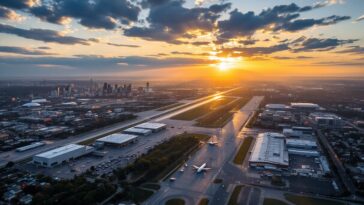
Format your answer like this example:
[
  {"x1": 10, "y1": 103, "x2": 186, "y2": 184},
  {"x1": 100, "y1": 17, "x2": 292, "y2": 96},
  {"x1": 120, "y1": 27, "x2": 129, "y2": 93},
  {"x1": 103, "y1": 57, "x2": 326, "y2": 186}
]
[
  {"x1": 144, "y1": 96, "x2": 264, "y2": 205},
  {"x1": 0, "y1": 87, "x2": 240, "y2": 167}
]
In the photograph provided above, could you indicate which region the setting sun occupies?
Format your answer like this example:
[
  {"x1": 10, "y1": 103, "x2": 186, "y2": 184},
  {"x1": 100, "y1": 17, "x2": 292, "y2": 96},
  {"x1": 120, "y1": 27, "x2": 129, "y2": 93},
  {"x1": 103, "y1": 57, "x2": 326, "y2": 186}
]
[{"x1": 214, "y1": 57, "x2": 242, "y2": 71}]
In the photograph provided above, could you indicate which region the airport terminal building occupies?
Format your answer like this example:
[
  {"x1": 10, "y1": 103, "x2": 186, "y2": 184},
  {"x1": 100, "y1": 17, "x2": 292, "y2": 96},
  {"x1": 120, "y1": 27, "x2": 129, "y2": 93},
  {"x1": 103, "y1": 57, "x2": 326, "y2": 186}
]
[
  {"x1": 96, "y1": 133, "x2": 138, "y2": 146},
  {"x1": 33, "y1": 144, "x2": 94, "y2": 167},
  {"x1": 134, "y1": 122, "x2": 166, "y2": 132},
  {"x1": 249, "y1": 133, "x2": 289, "y2": 169}
]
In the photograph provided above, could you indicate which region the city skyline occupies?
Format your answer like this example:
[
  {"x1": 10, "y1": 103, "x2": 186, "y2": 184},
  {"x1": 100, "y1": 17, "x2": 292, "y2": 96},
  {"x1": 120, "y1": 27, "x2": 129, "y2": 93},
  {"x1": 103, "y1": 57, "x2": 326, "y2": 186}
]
[{"x1": 0, "y1": 0, "x2": 363, "y2": 79}]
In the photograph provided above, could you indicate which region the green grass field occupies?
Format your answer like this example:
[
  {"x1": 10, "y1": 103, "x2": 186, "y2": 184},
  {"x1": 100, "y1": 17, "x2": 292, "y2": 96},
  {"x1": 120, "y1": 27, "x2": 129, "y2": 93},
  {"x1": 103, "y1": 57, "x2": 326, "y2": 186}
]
[
  {"x1": 227, "y1": 185, "x2": 243, "y2": 205},
  {"x1": 263, "y1": 198, "x2": 289, "y2": 205},
  {"x1": 284, "y1": 193, "x2": 345, "y2": 205},
  {"x1": 198, "y1": 198, "x2": 209, "y2": 205},
  {"x1": 195, "y1": 97, "x2": 249, "y2": 128},
  {"x1": 165, "y1": 198, "x2": 185, "y2": 205},
  {"x1": 157, "y1": 103, "x2": 184, "y2": 111},
  {"x1": 171, "y1": 97, "x2": 233, "y2": 121},
  {"x1": 233, "y1": 137, "x2": 253, "y2": 164}
]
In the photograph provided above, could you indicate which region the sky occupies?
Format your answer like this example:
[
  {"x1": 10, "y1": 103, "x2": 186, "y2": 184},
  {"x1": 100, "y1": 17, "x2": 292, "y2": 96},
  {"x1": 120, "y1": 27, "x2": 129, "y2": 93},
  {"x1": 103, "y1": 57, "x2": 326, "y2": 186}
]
[{"x1": 0, "y1": 0, "x2": 363, "y2": 80}]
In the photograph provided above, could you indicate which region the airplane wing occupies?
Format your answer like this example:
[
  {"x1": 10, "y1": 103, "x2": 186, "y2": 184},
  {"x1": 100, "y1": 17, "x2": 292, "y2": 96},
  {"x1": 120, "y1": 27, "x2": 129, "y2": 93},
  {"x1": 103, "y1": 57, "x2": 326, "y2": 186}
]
[
  {"x1": 193, "y1": 165, "x2": 199, "y2": 169},
  {"x1": 203, "y1": 168, "x2": 211, "y2": 170}
]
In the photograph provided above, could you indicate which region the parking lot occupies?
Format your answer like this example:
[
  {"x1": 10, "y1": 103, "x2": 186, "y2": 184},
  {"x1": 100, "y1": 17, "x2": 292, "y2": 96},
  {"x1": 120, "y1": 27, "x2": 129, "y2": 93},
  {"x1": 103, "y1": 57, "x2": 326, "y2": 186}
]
[{"x1": 18, "y1": 122, "x2": 216, "y2": 179}]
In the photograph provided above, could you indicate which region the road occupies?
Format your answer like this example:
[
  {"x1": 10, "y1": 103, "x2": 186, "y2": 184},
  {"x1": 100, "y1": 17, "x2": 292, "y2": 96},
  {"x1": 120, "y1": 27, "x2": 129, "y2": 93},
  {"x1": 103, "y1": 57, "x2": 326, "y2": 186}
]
[
  {"x1": 144, "y1": 96, "x2": 264, "y2": 205},
  {"x1": 316, "y1": 130, "x2": 357, "y2": 196},
  {"x1": 0, "y1": 87, "x2": 240, "y2": 167}
]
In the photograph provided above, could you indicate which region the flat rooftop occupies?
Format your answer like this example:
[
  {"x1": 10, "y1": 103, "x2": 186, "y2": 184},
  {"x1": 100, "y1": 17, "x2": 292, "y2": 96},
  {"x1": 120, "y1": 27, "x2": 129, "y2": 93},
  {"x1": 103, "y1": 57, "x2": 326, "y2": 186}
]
[
  {"x1": 286, "y1": 139, "x2": 317, "y2": 147},
  {"x1": 35, "y1": 144, "x2": 85, "y2": 159},
  {"x1": 249, "y1": 133, "x2": 289, "y2": 166},
  {"x1": 135, "y1": 122, "x2": 166, "y2": 130},
  {"x1": 123, "y1": 127, "x2": 152, "y2": 134},
  {"x1": 290, "y1": 103, "x2": 320, "y2": 108},
  {"x1": 96, "y1": 133, "x2": 138, "y2": 144}
]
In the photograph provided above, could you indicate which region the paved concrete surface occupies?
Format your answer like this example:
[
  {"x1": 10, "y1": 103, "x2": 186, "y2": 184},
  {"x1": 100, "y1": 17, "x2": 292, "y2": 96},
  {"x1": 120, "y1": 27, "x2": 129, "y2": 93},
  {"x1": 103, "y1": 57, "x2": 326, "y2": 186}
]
[{"x1": 144, "y1": 96, "x2": 264, "y2": 205}]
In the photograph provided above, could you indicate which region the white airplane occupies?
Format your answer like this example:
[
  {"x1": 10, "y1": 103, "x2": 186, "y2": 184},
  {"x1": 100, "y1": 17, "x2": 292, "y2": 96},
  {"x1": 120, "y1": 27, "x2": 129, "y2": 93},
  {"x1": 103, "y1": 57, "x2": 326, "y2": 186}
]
[
  {"x1": 193, "y1": 163, "x2": 211, "y2": 173},
  {"x1": 207, "y1": 141, "x2": 218, "y2": 146}
]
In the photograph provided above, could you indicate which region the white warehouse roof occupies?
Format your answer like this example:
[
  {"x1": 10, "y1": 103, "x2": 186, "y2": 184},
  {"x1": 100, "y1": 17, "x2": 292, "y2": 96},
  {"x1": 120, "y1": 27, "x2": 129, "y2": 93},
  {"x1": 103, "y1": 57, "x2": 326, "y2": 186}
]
[
  {"x1": 22, "y1": 102, "x2": 41, "y2": 107},
  {"x1": 265, "y1": 104, "x2": 290, "y2": 110},
  {"x1": 290, "y1": 103, "x2": 320, "y2": 109},
  {"x1": 135, "y1": 122, "x2": 166, "y2": 130},
  {"x1": 35, "y1": 144, "x2": 85, "y2": 159},
  {"x1": 123, "y1": 127, "x2": 152, "y2": 135},
  {"x1": 249, "y1": 133, "x2": 289, "y2": 166},
  {"x1": 96, "y1": 133, "x2": 138, "y2": 145}
]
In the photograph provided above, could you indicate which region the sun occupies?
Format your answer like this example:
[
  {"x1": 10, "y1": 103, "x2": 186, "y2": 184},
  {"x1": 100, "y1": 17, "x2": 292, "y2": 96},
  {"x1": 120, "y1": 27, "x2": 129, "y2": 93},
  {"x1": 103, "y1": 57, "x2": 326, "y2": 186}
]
[{"x1": 209, "y1": 53, "x2": 242, "y2": 71}]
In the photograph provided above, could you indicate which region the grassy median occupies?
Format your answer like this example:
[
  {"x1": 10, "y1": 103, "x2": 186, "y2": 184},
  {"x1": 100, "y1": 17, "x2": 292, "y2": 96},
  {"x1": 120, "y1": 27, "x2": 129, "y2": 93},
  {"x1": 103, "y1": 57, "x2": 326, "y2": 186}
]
[
  {"x1": 233, "y1": 137, "x2": 253, "y2": 164},
  {"x1": 227, "y1": 185, "x2": 243, "y2": 205},
  {"x1": 171, "y1": 97, "x2": 233, "y2": 121},
  {"x1": 263, "y1": 198, "x2": 289, "y2": 205},
  {"x1": 196, "y1": 98, "x2": 249, "y2": 128},
  {"x1": 157, "y1": 102, "x2": 184, "y2": 111}
]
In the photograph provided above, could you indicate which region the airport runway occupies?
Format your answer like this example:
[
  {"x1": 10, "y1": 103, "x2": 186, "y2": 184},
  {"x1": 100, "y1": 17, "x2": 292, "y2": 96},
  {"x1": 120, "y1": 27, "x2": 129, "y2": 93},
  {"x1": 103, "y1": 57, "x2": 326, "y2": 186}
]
[
  {"x1": 0, "y1": 87, "x2": 240, "y2": 167},
  {"x1": 144, "y1": 96, "x2": 264, "y2": 205}
]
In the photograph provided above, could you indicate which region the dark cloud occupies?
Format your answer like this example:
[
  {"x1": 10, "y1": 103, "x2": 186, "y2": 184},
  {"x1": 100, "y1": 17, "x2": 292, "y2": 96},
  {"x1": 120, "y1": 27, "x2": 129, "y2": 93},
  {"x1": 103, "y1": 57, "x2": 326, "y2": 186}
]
[
  {"x1": 190, "y1": 41, "x2": 210, "y2": 46},
  {"x1": 292, "y1": 37, "x2": 357, "y2": 52},
  {"x1": 277, "y1": 15, "x2": 350, "y2": 32},
  {"x1": 238, "y1": 39, "x2": 257, "y2": 45},
  {"x1": 272, "y1": 55, "x2": 314, "y2": 60},
  {"x1": 0, "y1": 46, "x2": 55, "y2": 55},
  {"x1": 29, "y1": 0, "x2": 140, "y2": 29},
  {"x1": 125, "y1": 1, "x2": 231, "y2": 44},
  {"x1": 37, "y1": 46, "x2": 51, "y2": 50},
  {"x1": 0, "y1": 6, "x2": 18, "y2": 20},
  {"x1": 222, "y1": 43, "x2": 290, "y2": 57},
  {"x1": 335, "y1": 46, "x2": 364, "y2": 54},
  {"x1": 0, "y1": 24, "x2": 95, "y2": 45},
  {"x1": 216, "y1": 3, "x2": 350, "y2": 43},
  {"x1": 0, "y1": 55, "x2": 214, "y2": 69},
  {"x1": 170, "y1": 51, "x2": 209, "y2": 56},
  {"x1": 0, "y1": 0, "x2": 37, "y2": 9},
  {"x1": 314, "y1": 61, "x2": 364, "y2": 67},
  {"x1": 107, "y1": 43, "x2": 140, "y2": 48}
]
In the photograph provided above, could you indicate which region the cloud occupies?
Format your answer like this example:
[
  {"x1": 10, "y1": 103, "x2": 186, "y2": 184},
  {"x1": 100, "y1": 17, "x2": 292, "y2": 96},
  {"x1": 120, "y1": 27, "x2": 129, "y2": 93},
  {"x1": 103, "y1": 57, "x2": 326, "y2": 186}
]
[
  {"x1": 0, "y1": 46, "x2": 55, "y2": 55},
  {"x1": 335, "y1": 46, "x2": 364, "y2": 54},
  {"x1": 292, "y1": 37, "x2": 357, "y2": 52},
  {"x1": 28, "y1": 0, "x2": 140, "y2": 29},
  {"x1": 0, "y1": 6, "x2": 21, "y2": 20},
  {"x1": 0, "y1": 23, "x2": 96, "y2": 45},
  {"x1": 107, "y1": 43, "x2": 140, "y2": 48},
  {"x1": 170, "y1": 51, "x2": 209, "y2": 56},
  {"x1": 356, "y1": 15, "x2": 364, "y2": 22},
  {"x1": 0, "y1": 55, "x2": 214, "y2": 69},
  {"x1": 221, "y1": 43, "x2": 290, "y2": 57},
  {"x1": 37, "y1": 46, "x2": 51, "y2": 50},
  {"x1": 216, "y1": 3, "x2": 350, "y2": 43},
  {"x1": 125, "y1": 1, "x2": 231, "y2": 44},
  {"x1": 0, "y1": 0, "x2": 37, "y2": 9},
  {"x1": 314, "y1": 61, "x2": 364, "y2": 67}
]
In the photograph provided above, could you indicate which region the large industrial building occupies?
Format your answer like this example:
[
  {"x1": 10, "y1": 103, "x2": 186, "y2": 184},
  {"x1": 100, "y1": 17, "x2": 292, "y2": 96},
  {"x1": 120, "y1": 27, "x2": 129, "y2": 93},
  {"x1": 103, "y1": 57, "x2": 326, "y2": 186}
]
[
  {"x1": 309, "y1": 112, "x2": 343, "y2": 129},
  {"x1": 290, "y1": 103, "x2": 321, "y2": 112},
  {"x1": 286, "y1": 139, "x2": 317, "y2": 150},
  {"x1": 96, "y1": 133, "x2": 138, "y2": 146},
  {"x1": 123, "y1": 127, "x2": 152, "y2": 136},
  {"x1": 135, "y1": 122, "x2": 166, "y2": 132},
  {"x1": 283, "y1": 126, "x2": 314, "y2": 138},
  {"x1": 249, "y1": 133, "x2": 289, "y2": 169},
  {"x1": 33, "y1": 144, "x2": 94, "y2": 167}
]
